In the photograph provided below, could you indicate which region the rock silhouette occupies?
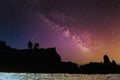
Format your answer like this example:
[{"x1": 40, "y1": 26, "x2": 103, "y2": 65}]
[
  {"x1": 0, "y1": 40, "x2": 120, "y2": 74},
  {"x1": 79, "y1": 55, "x2": 119, "y2": 74},
  {"x1": 104, "y1": 55, "x2": 111, "y2": 65}
]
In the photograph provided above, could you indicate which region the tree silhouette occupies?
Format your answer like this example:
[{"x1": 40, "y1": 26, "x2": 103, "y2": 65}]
[{"x1": 28, "y1": 40, "x2": 33, "y2": 49}]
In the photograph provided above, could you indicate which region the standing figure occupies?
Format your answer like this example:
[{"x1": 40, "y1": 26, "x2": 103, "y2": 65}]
[{"x1": 28, "y1": 40, "x2": 33, "y2": 49}]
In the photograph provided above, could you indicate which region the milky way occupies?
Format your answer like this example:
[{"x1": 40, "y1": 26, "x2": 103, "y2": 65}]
[{"x1": 1, "y1": 0, "x2": 120, "y2": 64}]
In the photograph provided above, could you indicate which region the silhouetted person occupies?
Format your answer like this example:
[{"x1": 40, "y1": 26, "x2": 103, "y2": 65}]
[
  {"x1": 34, "y1": 43, "x2": 39, "y2": 49},
  {"x1": 104, "y1": 55, "x2": 111, "y2": 64},
  {"x1": 28, "y1": 40, "x2": 33, "y2": 49}
]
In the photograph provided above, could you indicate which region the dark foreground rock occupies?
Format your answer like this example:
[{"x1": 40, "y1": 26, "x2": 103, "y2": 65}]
[{"x1": 0, "y1": 40, "x2": 120, "y2": 74}]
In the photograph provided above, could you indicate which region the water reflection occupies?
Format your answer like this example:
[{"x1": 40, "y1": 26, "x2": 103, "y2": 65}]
[{"x1": 0, "y1": 73, "x2": 119, "y2": 80}]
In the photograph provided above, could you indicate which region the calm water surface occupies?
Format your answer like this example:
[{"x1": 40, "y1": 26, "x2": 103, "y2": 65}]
[{"x1": 0, "y1": 73, "x2": 120, "y2": 80}]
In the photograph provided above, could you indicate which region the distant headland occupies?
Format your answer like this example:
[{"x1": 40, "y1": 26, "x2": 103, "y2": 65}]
[{"x1": 0, "y1": 40, "x2": 120, "y2": 74}]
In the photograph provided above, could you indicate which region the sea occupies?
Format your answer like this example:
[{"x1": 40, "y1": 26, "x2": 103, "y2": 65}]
[{"x1": 0, "y1": 73, "x2": 120, "y2": 80}]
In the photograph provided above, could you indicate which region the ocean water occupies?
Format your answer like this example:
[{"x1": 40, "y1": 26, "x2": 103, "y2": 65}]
[{"x1": 0, "y1": 73, "x2": 119, "y2": 80}]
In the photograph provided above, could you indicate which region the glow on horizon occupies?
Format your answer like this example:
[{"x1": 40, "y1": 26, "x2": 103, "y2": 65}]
[
  {"x1": 12, "y1": 14, "x2": 120, "y2": 65},
  {"x1": 1, "y1": 0, "x2": 120, "y2": 65}
]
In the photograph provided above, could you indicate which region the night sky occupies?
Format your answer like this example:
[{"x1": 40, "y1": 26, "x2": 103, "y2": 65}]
[{"x1": 1, "y1": 0, "x2": 120, "y2": 64}]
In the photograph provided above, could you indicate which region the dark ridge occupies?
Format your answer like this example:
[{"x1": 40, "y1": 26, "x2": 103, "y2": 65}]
[{"x1": 0, "y1": 40, "x2": 120, "y2": 74}]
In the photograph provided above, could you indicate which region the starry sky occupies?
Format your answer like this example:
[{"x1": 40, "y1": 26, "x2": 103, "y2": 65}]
[{"x1": 1, "y1": 0, "x2": 120, "y2": 64}]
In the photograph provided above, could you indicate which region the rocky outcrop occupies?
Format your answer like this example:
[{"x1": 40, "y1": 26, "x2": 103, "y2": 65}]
[{"x1": 0, "y1": 41, "x2": 78, "y2": 73}]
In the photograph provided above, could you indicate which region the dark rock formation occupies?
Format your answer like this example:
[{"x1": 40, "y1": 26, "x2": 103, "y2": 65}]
[
  {"x1": 79, "y1": 55, "x2": 120, "y2": 74},
  {"x1": 0, "y1": 40, "x2": 120, "y2": 74},
  {"x1": 0, "y1": 41, "x2": 78, "y2": 73},
  {"x1": 104, "y1": 55, "x2": 111, "y2": 65}
]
